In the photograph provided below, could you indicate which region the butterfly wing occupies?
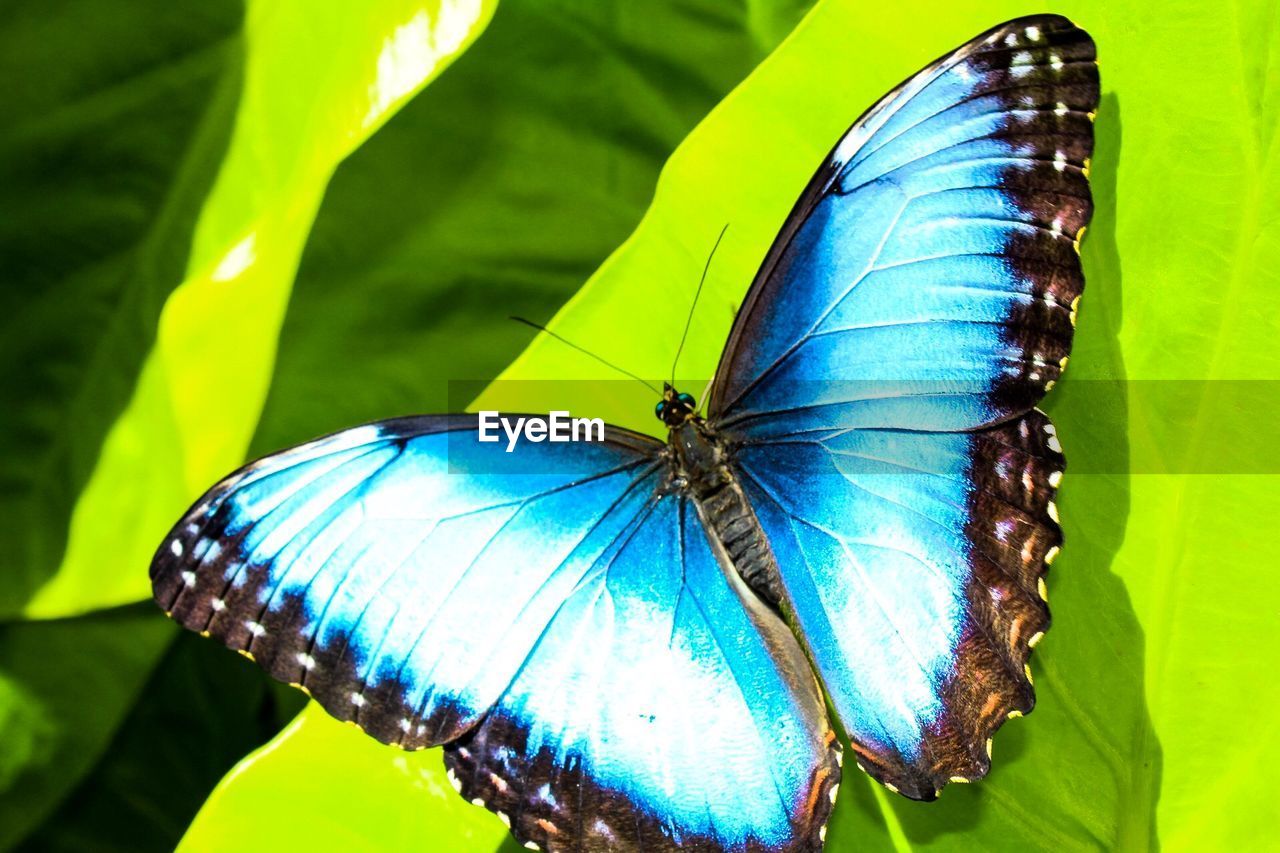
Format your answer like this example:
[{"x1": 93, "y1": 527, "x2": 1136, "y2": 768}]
[
  {"x1": 151, "y1": 415, "x2": 660, "y2": 747},
  {"x1": 734, "y1": 411, "x2": 1063, "y2": 799},
  {"x1": 710, "y1": 14, "x2": 1096, "y2": 434},
  {"x1": 151, "y1": 415, "x2": 839, "y2": 850},
  {"x1": 446, "y1": 489, "x2": 839, "y2": 851},
  {"x1": 706, "y1": 15, "x2": 1097, "y2": 797}
]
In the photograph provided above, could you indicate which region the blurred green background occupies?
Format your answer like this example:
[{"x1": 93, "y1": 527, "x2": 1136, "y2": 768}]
[{"x1": 2, "y1": 0, "x2": 1276, "y2": 850}]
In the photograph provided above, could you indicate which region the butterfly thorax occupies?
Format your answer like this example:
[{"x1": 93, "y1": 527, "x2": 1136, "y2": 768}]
[{"x1": 667, "y1": 417, "x2": 785, "y2": 607}]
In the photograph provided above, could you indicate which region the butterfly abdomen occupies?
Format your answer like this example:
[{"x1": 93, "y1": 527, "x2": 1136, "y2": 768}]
[{"x1": 670, "y1": 421, "x2": 784, "y2": 606}]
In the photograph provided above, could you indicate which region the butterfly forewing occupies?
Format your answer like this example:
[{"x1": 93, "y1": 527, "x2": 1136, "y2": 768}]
[{"x1": 711, "y1": 14, "x2": 1096, "y2": 431}]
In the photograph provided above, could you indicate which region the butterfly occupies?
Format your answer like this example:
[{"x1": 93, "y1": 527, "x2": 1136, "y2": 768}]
[{"x1": 152, "y1": 14, "x2": 1097, "y2": 852}]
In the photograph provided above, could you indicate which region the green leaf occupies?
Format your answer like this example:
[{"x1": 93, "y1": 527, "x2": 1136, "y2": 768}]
[
  {"x1": 487, "y1": 1, "x2": 1280, "y2": 848},
  {"x1": 16, "y1": 630, "x2": 306, "y2": 852},
  {"x1": 0, "y1": 0, "x2": 245, "y2": 616},
  {"x1": 249, "y1": 0, "x2": 813, "y2": 455},
  {"x1": 2, "y1": 2, "x2": 496, "y2": 848},
  {"x1": 20, "y1": 0, "x2": 498, "y2": 619},
  {"x1": 0, "y1": 606, "x2": 174, "y2": 849},
  {"x1": 184, "y1": 706, "x2": 517, "y2": 853}
]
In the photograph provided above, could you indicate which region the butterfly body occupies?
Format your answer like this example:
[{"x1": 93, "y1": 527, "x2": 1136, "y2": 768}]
[
  {"x1": 152, "y1": 15, "x2": 1097, "y2": 851},
  {"x1": 664, "y1": 411, "x2": 786, "y2": 608}
]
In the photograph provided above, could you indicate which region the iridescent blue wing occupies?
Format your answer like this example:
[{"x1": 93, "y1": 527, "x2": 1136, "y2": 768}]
[
  {"x1": 151, "y1": 416, "x2": 839, "y2": 850},
  {"x1": 735, "y1": 411, "x2": 1062, "y2": 799},
  {"x1": 710, "y1": 14, "x2": 1096, "y2": 434},
  {"x1": 151, "y1": 416, "x2": 659, "y2": 747},
  {"x1": 706, "y1": 15, "x2": 1096, "y2": 798},
  {"x1": 445, "y1": 490, "x2": 839, "y2": 851}
]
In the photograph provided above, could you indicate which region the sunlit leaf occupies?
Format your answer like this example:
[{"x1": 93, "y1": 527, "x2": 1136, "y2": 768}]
[
  {"x1": 0, "y1": 0, "x2": 244, "y2": 617},
  {"x1": 483, "y1": 0, "x2": 1280, "y2": 848},
  {"x1": 1, "y1": 1, "x2": 495, "y2": 848},
  {"x1": 22, "y1": 0, "x2": 497, "y2": 619},
  {"x1": 250, "y1": 0, "x2": 813, "y2": 455}
]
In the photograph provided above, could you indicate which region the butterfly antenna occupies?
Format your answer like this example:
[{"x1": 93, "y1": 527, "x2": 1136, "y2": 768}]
[
  {"x1": 671, "y1": 223, "x2": 729, "y2": 387},
  {"x1": 510, "y1": 316, "x2": 660, "y2": 395}
]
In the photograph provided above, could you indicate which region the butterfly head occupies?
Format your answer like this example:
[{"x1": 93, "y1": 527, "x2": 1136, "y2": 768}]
[{"x1": 655, "y1": 383, "x2": 698, "y2": 428}]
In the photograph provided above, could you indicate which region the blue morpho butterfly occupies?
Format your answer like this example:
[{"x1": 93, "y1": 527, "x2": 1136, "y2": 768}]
[{"x1": 152, "y1": 15, "x2": 1096, "y2": 852}]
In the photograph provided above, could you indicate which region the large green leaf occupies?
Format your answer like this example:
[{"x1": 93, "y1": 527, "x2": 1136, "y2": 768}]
[
  {"x1": 249, "y1": 0, "x2": 812, "y2": 456},
  {"x1": 21, "y1": 0, "x2": 498, "y2": 619},
  {"x1": 0, "y1": 0, "x2": 245, "y2": 616},
  {"x1": 16, "y1": 629, "x2": 305, "y2": 853},
  {"x1": 189, "y1": 0, "x2": 1278, "y2": 849},
  {"x1": 493, "y1": 1, "x2": 1279, "y2": 848},
  {"x1": 0, "y1": 605, "x2": 174, "y2": 849},
  {"x1": 1, "y1": 2, "x2": 495, "y2": 849}
]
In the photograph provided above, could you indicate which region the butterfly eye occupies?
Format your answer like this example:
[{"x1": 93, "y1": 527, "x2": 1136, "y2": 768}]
[
  {"x1": 678, "y1": 393, "x2": 696, "y2": 409},
  {"x1": 654, "y1": 401, "x2": 666, "y2": 418}
]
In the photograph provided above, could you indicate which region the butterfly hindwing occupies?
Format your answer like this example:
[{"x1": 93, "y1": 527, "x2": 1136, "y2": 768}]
[
  {"x1": 445, "y1": 492, "x2": 839, "y2": 851},
  {"x1": 151, "y1": 416, "x2": 839, "y2": 850},
  {"x1": 706, "y1": 15, "x2": 1096, "y2": 797},
  {"x1": 734, "y1": 410, "x2": 1062, "y2": 798}
]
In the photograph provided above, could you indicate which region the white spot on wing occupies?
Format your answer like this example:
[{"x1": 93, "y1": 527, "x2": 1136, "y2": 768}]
[
  {"x1": 211, "y1": 598, "x2": 226, "y2": 612},
  {"x1": 181, "y1": 570, "x2": 196, "y2": 587},
  {"x1": 170, "y1": 540, "x2": 184, "y2": 557},
  {"x1": 244, "y1": 620, "x2": 266, "y2": 637},
  {"x1": 349, "y1": 691, "x2": 366, "y2": 707},
  {"x1": 1026, "y1": 25, "x2": 1042, "y2": 41},
  {"x1": 296, "y1": 652, "x2": 316, "y2": 670}
]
